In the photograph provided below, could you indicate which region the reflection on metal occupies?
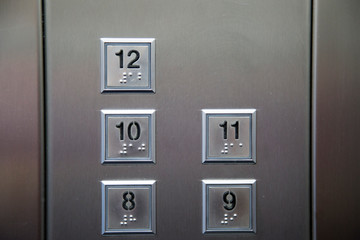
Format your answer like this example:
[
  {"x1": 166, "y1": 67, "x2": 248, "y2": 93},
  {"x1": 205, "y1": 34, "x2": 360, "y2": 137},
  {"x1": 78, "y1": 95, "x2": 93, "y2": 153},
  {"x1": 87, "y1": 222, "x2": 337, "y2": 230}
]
[
  {"x1": 101, "y1": 110, "x2": 155, "y2": 163},
  {"x1": 202, "y1": 109, "x2": 256, "y2": 163},
  {"x1": 101, "y1": 180, "x2": 156, "y2": 234},
  {"x1": 100, "y1": 38, "x2": 155, "y2": 92},
  {"x1": 202, "y1": 179, "x2": 256, "y2": 233}
]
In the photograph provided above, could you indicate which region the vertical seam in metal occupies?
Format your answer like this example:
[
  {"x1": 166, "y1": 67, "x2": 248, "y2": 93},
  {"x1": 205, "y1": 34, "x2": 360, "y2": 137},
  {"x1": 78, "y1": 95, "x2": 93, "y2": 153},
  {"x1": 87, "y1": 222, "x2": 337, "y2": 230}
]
[
  {"x1": 311, "y1": 0, "x2": 318, "y2": 239},
  {"x1": 39, "y1": 0, "x2": 47, "y2": 239}
]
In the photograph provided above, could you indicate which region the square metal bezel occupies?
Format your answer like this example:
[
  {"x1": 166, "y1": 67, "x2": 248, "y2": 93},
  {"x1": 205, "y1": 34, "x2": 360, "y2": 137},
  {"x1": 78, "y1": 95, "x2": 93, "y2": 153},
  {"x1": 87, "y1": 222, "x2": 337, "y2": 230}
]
[
  {"x1": 101, "y1": 109, "x2": 155, "y2": 164},
  {"x1": 101, "y1": 180, "x2": 156, "y2": 234},
  {"x1": 100, "y1": 38, "x2": 155, "y2": 92},
  {"x1": 202, "y1": 109, "x2": 256, "y2": 163},
  {"x1": 202, "y1": 179, "x2": 256, "y2": 233}
]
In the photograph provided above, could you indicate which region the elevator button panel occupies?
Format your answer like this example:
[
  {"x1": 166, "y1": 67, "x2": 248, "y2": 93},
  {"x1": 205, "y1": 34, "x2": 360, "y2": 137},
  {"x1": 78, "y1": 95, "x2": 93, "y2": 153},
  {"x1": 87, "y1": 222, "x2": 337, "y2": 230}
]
[
  {"x1": 202, "y1": 109, "x2": 256, "y2": 163},
  {"x1": 202, "y1": 179, "x2": 256, "y2": 233},
  {"x1": 101, "y1": 110, "x2": 155, "y2": 163},
  {"x1": 101, "y1": 38, "x2": 155, "y2": 92},
  {"x1": 101, "y1": 180, "x2": 156, "y2": 234}
]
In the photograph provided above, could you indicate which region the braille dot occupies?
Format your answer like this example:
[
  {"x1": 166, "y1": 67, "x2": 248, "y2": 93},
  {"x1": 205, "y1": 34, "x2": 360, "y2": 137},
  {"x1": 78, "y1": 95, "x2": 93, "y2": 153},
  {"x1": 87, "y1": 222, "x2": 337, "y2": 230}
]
[
  {"x1": 239, "y1": 143, "x2": 243, "y2": 147},
  {"x1": 224, "y1": 150, "x2": 228, "y2": 154},
  {"x1": 141, "y1": 147, "x2": 146, "y2": 151},
  {"x1": 120, "y1": 222, "x2": 123, "y2": 225},
  {"x1": 225, "y1": 221, "x2": 228, "y2": 224},
  {"x1": 230, "y1": 217, "x2": 234, "y2": 221},
  {"x1": 221, "y1": 221, "x2": 225, "y2": 224},
  {"x1": 124, "y1": 218, "x2": 127, "y2": 222},
  {"x1": 138, "y1": 72, "x2": 142, "y2": 76},
  {"x1": 123, "y1": 151, "x2": 127, "y2": 154},
  {"x1": 230, "y1": 143, "x2": 234, "y2": 147},
  {"x1": 221, "y1": 150, "x2": 225, "y2": 154},
  {"x1": 123, "y1": 147, "x2": 127, "y2": 150},
  {"x1": 124, "y1": 222, "x2": 127, "y2": 225},
  {"x1": 224, "y1": 147, "x2": 228, "y2": 150},
  {"x1": 142, "y1": 143, "x2": 146, "y2": 147},
  {"x1": 123, "y1": 144, "x2": 127, "y2": 147},
  {"x1": 124, "y1": 215, "x2": 127, "y2": 218},
  {"x1": 123, "y1": 80, "x2": 127, "y2": 83},
  {"x1": 224, "y1": 143, "x2": 228, "y2": 146},
  {"x1": 130, "y1": 215, "x2": 133, "y2": 217},
  {"x1": 224, "y1": 217, "x2": 228, "y2": 220},
  {"x1": 133, "y1": 218, "x2": 136, "y2": 222},
  {"x1": 233, "y1": 214, "x2": 237, "y2": 217},
  {"x1": 129, "y1": 219, "x2": 133, "y2": 222},
  {"x1": 224, "y1": 214, "x2": 228, "y2": 217},
  {"x1": 129, "y1": 72, "x2": 133, "y2": 76},
  {"x1": 138, "y1": 147, "x2": 142, "y2": 151},
  {"x1": 119, "y1": 151, "x2": 124, "y2": 154},
  {"x1": 123, "y1": 75, "x2": 127, "y2": 79},
  {"x1": 129, "y1": 144, "x2": 133, "y2": 147},
  {"x1": 123, "y1": 72, "x2": 127, "y2": 76}
]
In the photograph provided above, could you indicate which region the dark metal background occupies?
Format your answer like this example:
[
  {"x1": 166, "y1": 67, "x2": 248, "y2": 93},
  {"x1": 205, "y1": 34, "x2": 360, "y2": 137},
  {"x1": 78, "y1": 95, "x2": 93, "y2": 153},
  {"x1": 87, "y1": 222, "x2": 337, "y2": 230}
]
[
  {"x1": 313, "y1": 0, "x2": 360, "y2": 239},
  {"x1": 0, "y1": 0, "x2": 42, "y2": 239}
]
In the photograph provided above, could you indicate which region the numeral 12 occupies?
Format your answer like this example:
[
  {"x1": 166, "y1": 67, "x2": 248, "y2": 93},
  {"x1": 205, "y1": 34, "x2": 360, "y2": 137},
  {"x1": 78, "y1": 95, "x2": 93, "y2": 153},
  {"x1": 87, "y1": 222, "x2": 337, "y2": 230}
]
[
  {"x1": 115, "y1": 49, "x2": 140, "y2": 69},
  {"x1": 219, "y1": 121, "x2": 239, "y2": 140}
]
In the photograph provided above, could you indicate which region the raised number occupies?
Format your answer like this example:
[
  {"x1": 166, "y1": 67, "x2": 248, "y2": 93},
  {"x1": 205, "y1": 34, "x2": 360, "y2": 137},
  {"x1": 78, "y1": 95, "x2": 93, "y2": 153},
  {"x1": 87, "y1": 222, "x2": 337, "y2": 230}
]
[
  {"x1": 115, "y1": 49, "x2": 140, "y2": 69},
  {"x1": 223, "y1": 191, "x2": 236, "y2": 211},
  {"x1": 219, "y1": 121, "x2": 228, "y2": 139},
  {"x1": 116, "y1": 121, "x2": 141, "y2": 141},
  {"x1": 231, "y1": 121, "x2": 239, "y2": 139},
  {"x1": 127, "y1": 50, "x2": 140, "y2": 68},
  {"x1": 115, "y1": 122, "x2": 124, "y2": 140},
  {"x1": 122, "y1": 191, "x2": 135, "y2": 210},
  {"x1": 115, "y1": 50, "x2": 124, "y2": 68},
  {"x1": 128, "y1": 121, "x2": 141, "y2": 140},
  {"x1": 220, "y1": 120, "x2": 240, "y2": 140}
]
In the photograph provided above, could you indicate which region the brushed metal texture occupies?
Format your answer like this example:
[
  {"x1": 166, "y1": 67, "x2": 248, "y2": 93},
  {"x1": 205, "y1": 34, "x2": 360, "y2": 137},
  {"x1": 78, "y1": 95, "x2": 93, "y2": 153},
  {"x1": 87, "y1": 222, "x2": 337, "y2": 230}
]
[
  {"x1": 313, "y1": 0, "x2": 360, "y2": 239},
  {"x1": 46, "y1": 0, "x2": 310, "y2": 239},
  {"x1": 0, "y1": 0, "x2": 42, "y2": 239}
]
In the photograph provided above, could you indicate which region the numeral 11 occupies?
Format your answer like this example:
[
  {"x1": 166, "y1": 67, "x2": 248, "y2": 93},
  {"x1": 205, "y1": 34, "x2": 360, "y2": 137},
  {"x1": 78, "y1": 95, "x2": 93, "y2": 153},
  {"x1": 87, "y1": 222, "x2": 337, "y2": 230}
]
[{"x1": 219, "y1": 121, "x2": 239, "y2": 140}]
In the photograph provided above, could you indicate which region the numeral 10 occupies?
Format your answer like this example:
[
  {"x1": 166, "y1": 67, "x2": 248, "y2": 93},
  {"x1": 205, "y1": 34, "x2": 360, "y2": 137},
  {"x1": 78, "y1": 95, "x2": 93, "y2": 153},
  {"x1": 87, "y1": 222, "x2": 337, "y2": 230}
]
[
  {"x1": 219, "y1": 121, "x2": 239, "y2": 140},
  {"x1": 116, "y1": 121, "x2": 141, "y2": 141}
]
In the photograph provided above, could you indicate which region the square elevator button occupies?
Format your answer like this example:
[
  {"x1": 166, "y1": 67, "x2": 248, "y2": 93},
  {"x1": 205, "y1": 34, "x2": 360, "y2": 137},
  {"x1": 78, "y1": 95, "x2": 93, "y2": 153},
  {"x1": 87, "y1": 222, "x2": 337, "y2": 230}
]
[
  {"x1": 202, "y1": 109, "x2": 256, "y2": 163},
  {"x1": 101, "y1": 180, "x2": 156, "y2": 234},
  {"x1": 202, "y1": 179, "x2": 256, "y2": 233}
]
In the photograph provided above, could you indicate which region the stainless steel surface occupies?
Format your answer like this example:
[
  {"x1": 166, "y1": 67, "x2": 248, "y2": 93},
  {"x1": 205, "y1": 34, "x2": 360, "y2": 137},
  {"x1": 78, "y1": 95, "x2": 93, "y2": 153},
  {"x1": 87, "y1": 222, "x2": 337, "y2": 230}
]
[
  {"x1": 101, "y1": 180, "x2": 156, "y2": 234},
  {"x1": 202, "y1": 179, "x2": 256, "y2": 233},
  {"x1": 0, "y1": 0, "x2": 42, "y2": 239},
  {"x1": 46, "y1": 0, "x2": 310, "y2": 239},
  {"x1": 202, "y1": 109, "x2": 256, "y2": 163},
  {"x1": 313, "y1": 0, "x2": 360, "y2": 239},
  {"x1": 101, "y1": 38, "x2": 155, "y2": 92},
  {"x1": 101, "y1": 109, "x2": 155, "y2": 163}
]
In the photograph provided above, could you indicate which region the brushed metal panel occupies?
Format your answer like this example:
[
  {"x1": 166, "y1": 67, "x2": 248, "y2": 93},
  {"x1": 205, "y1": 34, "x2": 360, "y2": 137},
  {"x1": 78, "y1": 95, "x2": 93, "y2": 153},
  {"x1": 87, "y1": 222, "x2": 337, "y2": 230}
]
[
  {"x1": 46, "y1": 0, "x2": 310, "y2": 239},
  {"x1": 314, "y1": 0, "x2": 360, "y2": 239},
  {"x1": 0, "y1": 0, "x2": 42, "y2": 239}
]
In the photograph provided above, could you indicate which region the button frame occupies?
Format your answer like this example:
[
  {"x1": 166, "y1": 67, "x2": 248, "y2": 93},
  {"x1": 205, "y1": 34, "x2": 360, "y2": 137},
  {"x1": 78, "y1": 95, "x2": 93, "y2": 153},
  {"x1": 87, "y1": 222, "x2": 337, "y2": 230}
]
[
  {"x1": 101, "y1": 109, "x2": 155, "y2": 164},
  {"x1": 202, "y1": 179, "x2": 256, "y2": 233},
  {"x1": 202, "y1": 109, "x2": 256, "y2": 163},
  {"x1": 100, "y1": 38, "x2": 155, "y2": 92},
  {"x1": 101, "y1": 180, "x2": 156, "y2": 234}
]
